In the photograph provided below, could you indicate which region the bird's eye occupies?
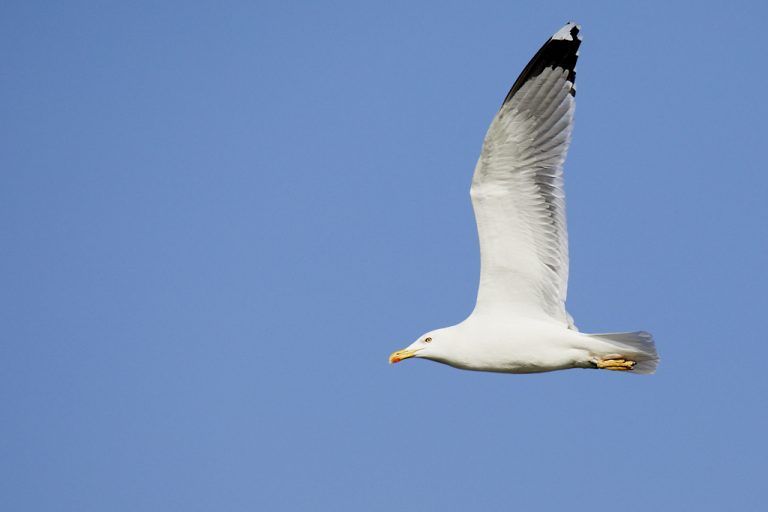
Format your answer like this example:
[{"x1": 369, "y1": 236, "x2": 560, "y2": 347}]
[{"x1": 424, "y1": 337, "x2": 432, "y2": 343}]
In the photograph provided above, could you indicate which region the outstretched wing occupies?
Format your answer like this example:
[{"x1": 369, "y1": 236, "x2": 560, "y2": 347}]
[{"x1": 470, "y1": 23, "x2": 580, "y2": 326}]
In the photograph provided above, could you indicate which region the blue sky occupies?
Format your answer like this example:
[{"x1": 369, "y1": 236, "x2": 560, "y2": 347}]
[{"x1": 2, "y1": 1, "x2": 767, "y2": 510}]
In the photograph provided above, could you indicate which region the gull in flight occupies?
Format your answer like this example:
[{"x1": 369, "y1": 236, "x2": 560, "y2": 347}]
[{"x1": 390, "y1": 23, "x2": 659, "y2": 374}]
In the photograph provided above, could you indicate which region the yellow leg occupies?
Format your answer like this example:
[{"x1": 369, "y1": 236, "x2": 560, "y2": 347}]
[{"x1": 596, "y1": 358, "x2": 636, "y2": 371}]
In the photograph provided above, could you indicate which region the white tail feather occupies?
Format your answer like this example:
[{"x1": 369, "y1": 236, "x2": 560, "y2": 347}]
[{"x1": 589, "y1": 331, "x2": 659, "y2": 374}]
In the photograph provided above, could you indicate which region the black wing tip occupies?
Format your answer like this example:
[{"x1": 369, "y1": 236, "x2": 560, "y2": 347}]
[{"x1": 502, "y1": 22, "x2": 582, "y2": 107}]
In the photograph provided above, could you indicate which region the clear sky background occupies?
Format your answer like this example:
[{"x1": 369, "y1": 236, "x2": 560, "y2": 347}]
[{"x1": 3, "y1": 1, "x2": 767, "y2": 510}]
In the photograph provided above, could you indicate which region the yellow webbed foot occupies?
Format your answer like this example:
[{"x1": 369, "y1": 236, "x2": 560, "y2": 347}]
[{"x1": 596, "y1": 358, "x2": 636, "y2": 371}]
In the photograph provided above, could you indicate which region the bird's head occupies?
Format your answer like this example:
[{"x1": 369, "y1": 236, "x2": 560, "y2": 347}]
[{"x1": 389, "y1": 328, "x2": 452, "y2": 364}]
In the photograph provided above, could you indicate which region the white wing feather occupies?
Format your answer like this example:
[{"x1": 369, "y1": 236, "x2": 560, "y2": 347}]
[{"x1": 470, "y1": 24, "x2": 580, "y2": 326}]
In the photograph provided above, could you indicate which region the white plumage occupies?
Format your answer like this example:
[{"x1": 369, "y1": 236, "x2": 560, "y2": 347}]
[
  {"x1": 471, "y1": 64, "x2": 573, "y2": 326},
  {"x1": 389, "y1": 23, "x2": 659, "y2": 374}
]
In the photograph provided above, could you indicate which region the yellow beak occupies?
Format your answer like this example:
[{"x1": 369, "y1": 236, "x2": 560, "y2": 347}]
[{"x1": 389, "y1": 348, "x2": 420, "y2": 364}]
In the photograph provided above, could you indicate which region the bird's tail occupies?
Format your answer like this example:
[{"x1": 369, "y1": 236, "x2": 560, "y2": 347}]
[{"x1": 589, "y1": 331, "x2": 659, "y2": 374}]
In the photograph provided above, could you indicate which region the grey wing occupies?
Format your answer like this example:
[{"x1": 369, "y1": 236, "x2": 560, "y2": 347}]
[{"x1": 470, "y1": 22, "x2": 580, "y2": 327}]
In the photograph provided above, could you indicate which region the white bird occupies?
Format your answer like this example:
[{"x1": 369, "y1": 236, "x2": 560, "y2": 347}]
[{"x1": 390, "y1": 23, "x2": 659, "y2": 374}]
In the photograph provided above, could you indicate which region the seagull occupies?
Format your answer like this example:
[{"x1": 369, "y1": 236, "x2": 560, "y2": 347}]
[{"x1": 389, "y1": 23, "x2": 659, "y2": 374}]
